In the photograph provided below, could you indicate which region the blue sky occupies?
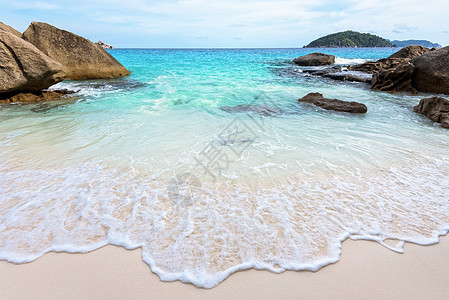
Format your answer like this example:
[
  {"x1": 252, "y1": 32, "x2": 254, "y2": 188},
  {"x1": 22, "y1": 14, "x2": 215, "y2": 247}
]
[{"x1": 1, "y1": 0, "x2": 448, "y2": 48}]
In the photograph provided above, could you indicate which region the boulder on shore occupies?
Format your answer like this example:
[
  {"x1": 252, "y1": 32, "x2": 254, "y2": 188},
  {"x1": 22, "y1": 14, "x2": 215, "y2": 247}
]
[
  {"x1": 293, "y1": 53, "x2": 335, "y2": 66},
  {"x1": 22, "y1": 22, "x2": 130, "y2": 80},
  {"x1": 298, "y1": 93, "x2": 367, "y2": 113},
  {"x1": 409, "y1": 46, "x2": 449, "y2": 94},
  {"x1": 414, "y1": 97, "x2": 449, "y2": 128},
  {"x1": 0, "y1": 21, "x2": 21, "y2": 38},
  {"x1": 371, "y1": 46, "x2": 449, "y2": 95},
  {"x1": 0, "y1": 30, "x2": 66, "y2": 94}
]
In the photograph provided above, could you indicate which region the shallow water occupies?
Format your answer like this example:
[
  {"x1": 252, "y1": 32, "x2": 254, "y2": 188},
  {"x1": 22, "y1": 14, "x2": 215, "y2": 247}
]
[{"x1": 0, "y1": 48, "x2": 448, "y2": 288}]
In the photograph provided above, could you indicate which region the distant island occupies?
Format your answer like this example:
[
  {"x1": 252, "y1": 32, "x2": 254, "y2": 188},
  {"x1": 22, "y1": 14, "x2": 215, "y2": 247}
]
[
  {"x1": 390, "y1": 40, "x2": 441, "y2": 48},
  {"x1": 304, "y1": 30, "x2": 393, "y2": 48}
]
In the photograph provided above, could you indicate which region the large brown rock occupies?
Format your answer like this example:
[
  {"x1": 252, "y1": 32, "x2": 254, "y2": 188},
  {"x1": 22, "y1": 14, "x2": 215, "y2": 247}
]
[
  {"x1": 22, "y1": 22, "x2": 130, "y2": 80},
  {"x1": 387, "y1": 45, "x2": 431, "y2": 59},
  {"x1": 371, "y1": 62, "x2": 417, "y2": 94},
  {"x1": 0, "y1": 30, "x2": 66, "y2": 94},
  {"x1": 298, "y1": 93, "x2": 367, "y2": 113},
  {"x1": 0, "y1": 21, "x2": 21, "y2": 38},
  {"x1": 410, "y1": 46, "x2": 449, "y2": 94},
  {"x1": 414, "y1": 97, "x2": 449, "y2": 128},
  {"x1": 293, "y1": 53, "x2": 335, "y2": 66}
]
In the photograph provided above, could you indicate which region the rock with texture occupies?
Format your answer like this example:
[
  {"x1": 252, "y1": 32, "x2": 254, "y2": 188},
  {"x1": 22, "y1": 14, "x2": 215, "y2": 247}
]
[
  {"x1": 409, "y1": 46, "x2": 449, "y2": 94},
  {"x1": 298, "y1": 93, "x2": 367, "y2": 113},
  {"x1": 0, "y1": 30, "x2": 66, "y2": 94},
  {"x1": 414, "y1": 97, "x2": 449, "y2": 128},
  {"x1": 371, "y1": 62, "x2": 417, "y2": 93},
  {"x1": 371, "y1": 46, "x2": 449, "y2": 94},
  {"x1": 22, "y1": 22, "x2": 130, "y2": 80},
  {"x1": 0, "y1": 21, "x2": 21, "y2": 37},
  {"x1": 293, "y1": 53, "x2": 335, "y2": 66}
]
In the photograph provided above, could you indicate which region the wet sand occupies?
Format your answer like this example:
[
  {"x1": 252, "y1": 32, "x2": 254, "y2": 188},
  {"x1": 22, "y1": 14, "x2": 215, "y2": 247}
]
[{"x1": 0, "y1": 235, "x2": 448, "y2": 299}]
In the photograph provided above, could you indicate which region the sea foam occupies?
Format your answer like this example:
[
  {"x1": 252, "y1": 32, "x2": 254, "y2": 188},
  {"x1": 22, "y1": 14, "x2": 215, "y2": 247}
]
[{"x1": 0, "y1": 155, "x2": 448, "y2": 288}]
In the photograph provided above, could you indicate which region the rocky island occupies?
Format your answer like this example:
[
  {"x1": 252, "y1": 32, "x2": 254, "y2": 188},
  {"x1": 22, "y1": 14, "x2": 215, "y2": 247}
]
[{"x1": 304, "y1": 30, "x2": 393, "y2": 48}]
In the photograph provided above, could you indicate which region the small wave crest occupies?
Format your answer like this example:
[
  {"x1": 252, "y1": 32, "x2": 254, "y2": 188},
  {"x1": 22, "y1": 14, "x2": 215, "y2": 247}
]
[{"x1": 335, "y1": 57, "x2": 370, "y2": 65}]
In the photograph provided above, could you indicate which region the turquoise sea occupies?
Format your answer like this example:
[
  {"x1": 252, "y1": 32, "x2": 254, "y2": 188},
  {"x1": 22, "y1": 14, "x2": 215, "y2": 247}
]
[{"x1": 1, "y1": 48, "x2": 448, "y2": 288}]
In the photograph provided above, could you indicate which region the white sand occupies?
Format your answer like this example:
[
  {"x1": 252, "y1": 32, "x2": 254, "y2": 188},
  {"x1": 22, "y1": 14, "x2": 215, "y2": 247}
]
[{"x1": 1, "y1": 235, "x2": 448, "y2": 299}]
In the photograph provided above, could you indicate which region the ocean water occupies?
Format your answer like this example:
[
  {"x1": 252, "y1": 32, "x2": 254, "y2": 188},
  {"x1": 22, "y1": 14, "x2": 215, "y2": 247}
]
[{"x1": 1, "y1": 48, "x2": 448, "y2": 288}]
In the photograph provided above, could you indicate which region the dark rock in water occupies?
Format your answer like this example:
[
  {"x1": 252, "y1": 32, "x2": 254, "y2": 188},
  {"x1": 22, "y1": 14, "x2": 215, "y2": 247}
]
[
  {"x1": 302, "y1": 66, "x2": 372, "y2": 83},
  {"x1": 0, "y1": 21, "x2": 22, "y2": 38},
  {"x1": 323, "y1": 71, "x2": 372, "y2": 83},
  {"x1": 22, "y1": 22, "x2": 130, "y2": 80},
  {"x1": 414, "y1": 97, "x2": 449, "y2": 128},
  {"x1": 0, "y1": 89, "x2": 75, "y2": 104},
  {"x1": 371, "y1": 62, "x2": 416, "y2": 94},
  {"x1": 293, "y1": 53, "x2": 335, "y2": 66},
  {"x1": 409, "y1": 46, "x2": 449, "y2": 95},
  {"x1": 298, "y1": 92, "x2": 367, "y2": 113},
  {"x1": 387, "y1": 45, "x2": 431, "y2": 59},
  {"x1": 0, "y1": 30, "x2": 66, "y2": 94},
  {"x1": 220, "y1": 105, "x2": 285, "y2": 116}
]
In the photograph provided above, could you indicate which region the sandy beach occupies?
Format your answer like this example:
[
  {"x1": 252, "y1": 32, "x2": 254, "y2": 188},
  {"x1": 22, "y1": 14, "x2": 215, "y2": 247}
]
[{"x1": 0, "y1": 235, "x2": 448, "y2": 299}]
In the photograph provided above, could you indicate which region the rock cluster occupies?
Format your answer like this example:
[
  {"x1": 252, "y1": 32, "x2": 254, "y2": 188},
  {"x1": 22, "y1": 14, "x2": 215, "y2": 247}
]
[
  {"x1": 23, "y1": 22, "x2": 130, "y2": 80},
  {"x1": 371, "y1": 46, "x2": 449, "y2": 94},
  {"x1": 0, "y1": 21, "x2": 130, "y2": 103},
  {"x1": 0, "y1": 30, "x2": 66, "y2": 94}
]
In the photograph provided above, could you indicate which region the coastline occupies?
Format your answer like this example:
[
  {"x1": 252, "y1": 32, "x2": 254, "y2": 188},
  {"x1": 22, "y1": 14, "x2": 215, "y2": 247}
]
[{"x1": 1, "y1": 235, "x2": 448, "y2": 299}]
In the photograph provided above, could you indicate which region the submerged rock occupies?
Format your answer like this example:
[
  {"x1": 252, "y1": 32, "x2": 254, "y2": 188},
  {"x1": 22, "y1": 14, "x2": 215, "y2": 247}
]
[
  {"x1": 0, "y1": 89, "x2": 75, "y2": 104},
  {"x1": 298, "y1": 92, "x2": 367, "y2": 113},
  {"x1": 0, "y1": 21, "x2": 21, "y2": 38},
  {"x1": 220, "y1": 105, "x2": 285, "y2": 116},
  {"x1": 22, "y1": 22, "x2": 130, "y2": 80},
  {"x1": 414, "y1": 97, "x2": 449, "y2": 128},
  {"x1": 293, "y1": 53, "x2": 335, "y2": 66},
  {"x1": 0, "y1": 30, "x2": 66, "y2": 94}
]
